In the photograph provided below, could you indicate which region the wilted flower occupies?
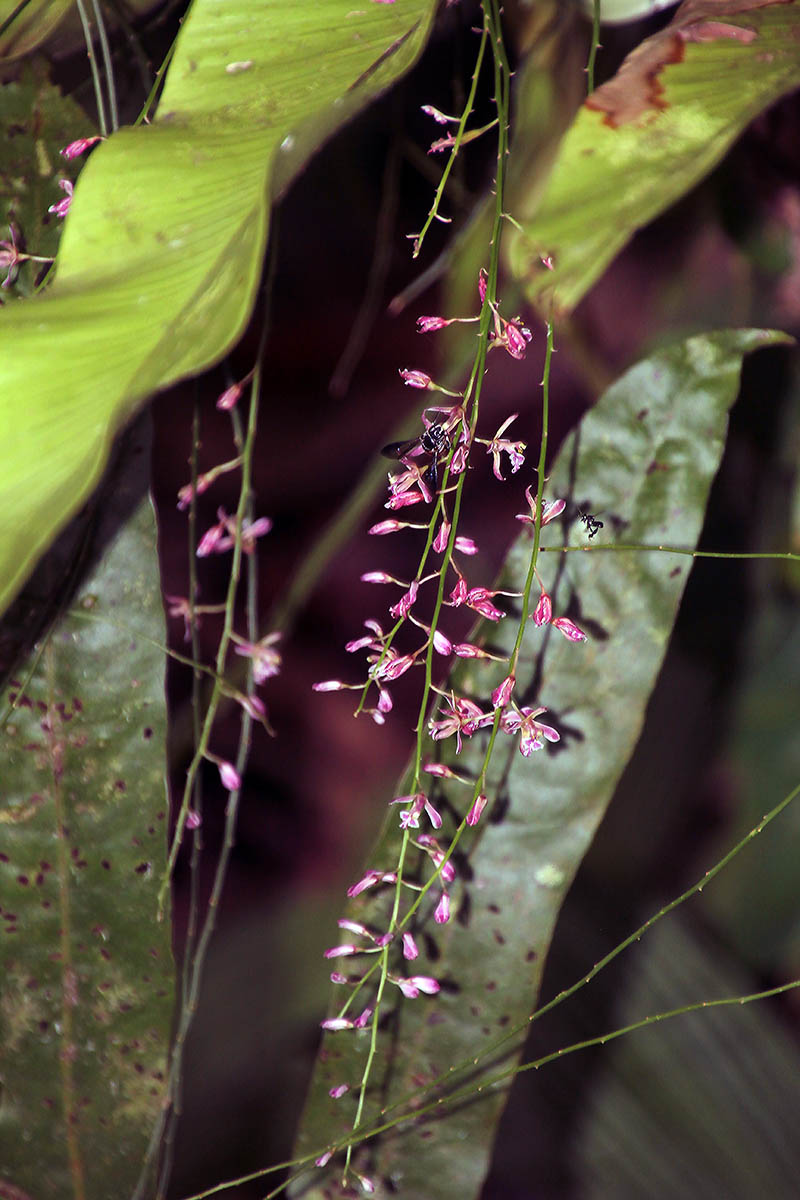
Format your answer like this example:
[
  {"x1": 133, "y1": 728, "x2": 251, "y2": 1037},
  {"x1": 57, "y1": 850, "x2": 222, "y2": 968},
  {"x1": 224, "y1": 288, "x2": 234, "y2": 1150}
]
[
  {"x1": 48, "y1": 178, "x2": 74, "y2": 218},
  {"x1": 233, "y1": 631, "x2": 282, "y2": 683}
]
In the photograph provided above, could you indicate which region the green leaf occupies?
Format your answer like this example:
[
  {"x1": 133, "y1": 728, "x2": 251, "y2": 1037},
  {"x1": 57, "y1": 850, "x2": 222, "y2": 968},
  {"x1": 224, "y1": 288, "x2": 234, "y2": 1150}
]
[
  {"x1": 291, "y1": 328, "x2": 788, "y2": 1199},
  {"x1": 0, "y1": 0, "x2": 73, "y2": 61},
  {"x1": 0, "y1": 499, "x2": 172, "y2": 1199},
  {"x1": 0, "y1": 0, "x2": 436, "y2": 621},
  {"x1": 507, "y1": 1, "x2": 800, "y2": 314}
]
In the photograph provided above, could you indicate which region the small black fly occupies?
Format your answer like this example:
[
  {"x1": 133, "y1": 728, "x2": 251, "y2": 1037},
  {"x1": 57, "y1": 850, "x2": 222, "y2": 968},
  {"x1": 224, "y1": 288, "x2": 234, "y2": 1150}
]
[
  {"x1": 578, "y1": 510, "x2": 604, "y2": 539},
  {"x1": 381, "y1": 422, "x2": 451, "y2": 495}
]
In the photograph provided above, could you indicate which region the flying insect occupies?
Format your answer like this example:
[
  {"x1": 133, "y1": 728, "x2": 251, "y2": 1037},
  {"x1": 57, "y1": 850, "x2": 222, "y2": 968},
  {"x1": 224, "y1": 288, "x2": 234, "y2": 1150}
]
[
  {"x1": 381, "y1": 422, "x2": 451, "y2": 494},
  {"x1": 578, "y1": 509, "x2": 604, "y2": 539}
]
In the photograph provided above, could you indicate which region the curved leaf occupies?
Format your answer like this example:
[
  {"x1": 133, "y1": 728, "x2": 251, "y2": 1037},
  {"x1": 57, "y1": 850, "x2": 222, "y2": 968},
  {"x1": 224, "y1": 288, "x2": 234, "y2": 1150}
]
[
  {"x1": 0, "y1": 0, "x2": 73, "y2": 61},
  {"x1": 507, "y1": 1, "x2": 800, "y2": 314},
  {"x1": 0, "y1": 499, "x2": 172, "y2": 1198},
  {"x1": 291, "y1": 329, "x2": 788, "y2": 1199},
  {"x1": 0, "y1": 0, "x2": 437, "y2": 620}
]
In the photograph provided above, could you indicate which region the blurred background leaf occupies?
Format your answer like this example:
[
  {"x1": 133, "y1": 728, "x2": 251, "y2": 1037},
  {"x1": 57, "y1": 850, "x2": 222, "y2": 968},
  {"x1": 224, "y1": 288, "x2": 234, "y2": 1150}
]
[
  {"x1": 291, "y1": 329, "x2": 785, "y2": 1199},
  {"x1": 0, "y1": 499, "x2": 172, "y2": 1199}
]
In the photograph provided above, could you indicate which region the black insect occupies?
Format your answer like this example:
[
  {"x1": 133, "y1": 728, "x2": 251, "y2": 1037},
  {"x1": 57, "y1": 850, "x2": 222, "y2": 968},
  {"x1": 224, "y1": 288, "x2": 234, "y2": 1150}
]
[
  {"x1": 578, "y1": 509, "x2": 604, "y2": 539},
  {"x1": 381, "y1": 422, "x2": 451, "y2": 495}
]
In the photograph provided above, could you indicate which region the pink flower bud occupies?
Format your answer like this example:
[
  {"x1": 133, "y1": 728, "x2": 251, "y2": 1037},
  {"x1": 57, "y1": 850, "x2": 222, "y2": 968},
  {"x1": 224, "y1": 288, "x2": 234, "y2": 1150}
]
[
  {"x1": 399, "y1": 368, "x2": 432, "y2": 389},
  {"x1": 320, "y1": 1018, "x2": 354, "y2": 1032},
  {"x1": 422, "y1": 761, "x2": 456, "y2": 778},
  {"x1": 478, "y1": 268, "x2": 488, "y2": 305},
  {"x1": 407, "y1": 975, "x2": 440, "y2": 995},
  {"x1": 453, "y1": 643, "x2": 484, "y2": 658},
  {"x1": 390, "y1": 580, "x2": 418, "y2": 619},
  {"x1": 346, "y1": 634, "x2": 376, "y2": 652},
  {"x1": 338, "y1": 919, "x2": 369, "y2": 936},
  {"x1": 449, "y1": 577, "x2": 468, "y2": 606},
  {"x1": 433, "y1": 520, "x2": 451, "y2": 553},
  {"x1": 361, "y1": 571, "x2": 394, "y2": 584},
  {"x1": 324, "y1": 944, "x2": 358, "y2": 958},
  {"x1": 386, "y1": 490, "x2": 424, "y2": 510},
  {"x1": 417, "y1": 315, "x2": 451, "y2": 332},
  {"x1": 533, "y1": 591, "x2": 552, "y2": 626},
  {"x1": 380, "y1": 654, "x2": 415, "y2": 680},
  {"x1": 60, "y1": 136, "x2": 102, "y2": 160},
  {"x1": 424, "y1": 798, "x2": 442, "y2": 829},
  {"x1": 454, "y1": 536, "x2": 478, "y2": 555},
  {"x1": 492, "y1": 675, "x2": 515, "y2": 709},
  {"x1": 196, "y1": 520, "x2": 226, "y2": 557},
  {"x1": 215, "y1": 383, "x2": 241, "y2": 410},
  {"x1": 347, "y1": 870, "x2": 382, "y2": 897},
  {"x1": 434, "y1": 892, "x2": 450, "y2": 923},
  {"x1": 329, "y1": 1084, "x2": 350, "y2": 1099},
  {"x1": 466, "y1": 588, "x2": 505, "y2": 621},
  {"x1": 312, "y1": 680, "x2": 346, "y2": 691},
  {"x1": 402, "y1": 933, "x2": 419, "y2": 960},
  {"x1": 369, "y1": 520, "x2": 405, "y2": 535},
  {"x1": 552, "y1": 616, "x2": 587, "y2": 642},
  {"x1": 186, "y1": 810, "x2": 201, "y2": 830},
  {"x1": 466, "y1": 793, "x2": 488, "y2": 825},
  {"x1": 432, "y1": 629, "x2": 452, "y2": 655},
  {"x1": 217, "y1": 761, "x2": 241, "y2": 791},
  {"x1": 378, "y1": 688, "x2": 393, "y2": 713}
]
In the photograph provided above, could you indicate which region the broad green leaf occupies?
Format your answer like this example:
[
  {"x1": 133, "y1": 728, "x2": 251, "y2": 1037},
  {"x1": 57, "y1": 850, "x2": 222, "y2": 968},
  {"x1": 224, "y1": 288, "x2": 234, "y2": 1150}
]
[
  {"x1": 291, "y1": 329, "x2": 788, "y2": 1199},
  {"x1": 0, "y1": 499, "x2": 172, "y2": 1198},
  {"x1": 507, "y1": 1, "x2": 800, "y2": 314},
  {"x1": 0, "y1": 0, "x2": 436, "y2": 621}
]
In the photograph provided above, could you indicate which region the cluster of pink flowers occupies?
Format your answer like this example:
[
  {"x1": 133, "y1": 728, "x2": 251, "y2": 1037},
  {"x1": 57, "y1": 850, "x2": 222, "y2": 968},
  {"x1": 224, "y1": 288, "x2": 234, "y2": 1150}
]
[
  {"x1": 163, "y1": 378, "x2": 284, "y2": 808},
  {"x1": 314, "y1": 272, "x2": 592, "y2": 1060}
]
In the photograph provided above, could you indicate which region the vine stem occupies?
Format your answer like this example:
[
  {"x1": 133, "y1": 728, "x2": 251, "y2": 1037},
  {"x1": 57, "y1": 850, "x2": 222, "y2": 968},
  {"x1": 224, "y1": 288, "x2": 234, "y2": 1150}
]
[
  {"x1": 342, "y1": 0, "x2": 517, "y2": 1179},
  {"x1": 587, "y1": 0, "x2": 602, "y2": 95}
]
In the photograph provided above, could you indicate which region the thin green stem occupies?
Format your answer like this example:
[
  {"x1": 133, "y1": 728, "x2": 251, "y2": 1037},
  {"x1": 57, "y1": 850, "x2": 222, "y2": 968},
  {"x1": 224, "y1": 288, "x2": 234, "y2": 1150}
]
[
  {"x1": 340, "y1": 1, "x2": 516, "y2": 1180},
  {"x1": 587, "y1": 0, "x2": 602, "y2": 95},
  {"x1": 412, "y1": 18, "x2": 489, "y2": 258},
  {"x1": 74, "y1": 0, "x2": 108, "y2": 137},
  {"x1": 179, "y1": 967, "x2": 800, "y2": 1200},
  {"x1": 543, "y1": 544, "x2": 800, "y2": 562},
  {"x1": 90, "y1": 0, "x2": 118, "y2": 131}
]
